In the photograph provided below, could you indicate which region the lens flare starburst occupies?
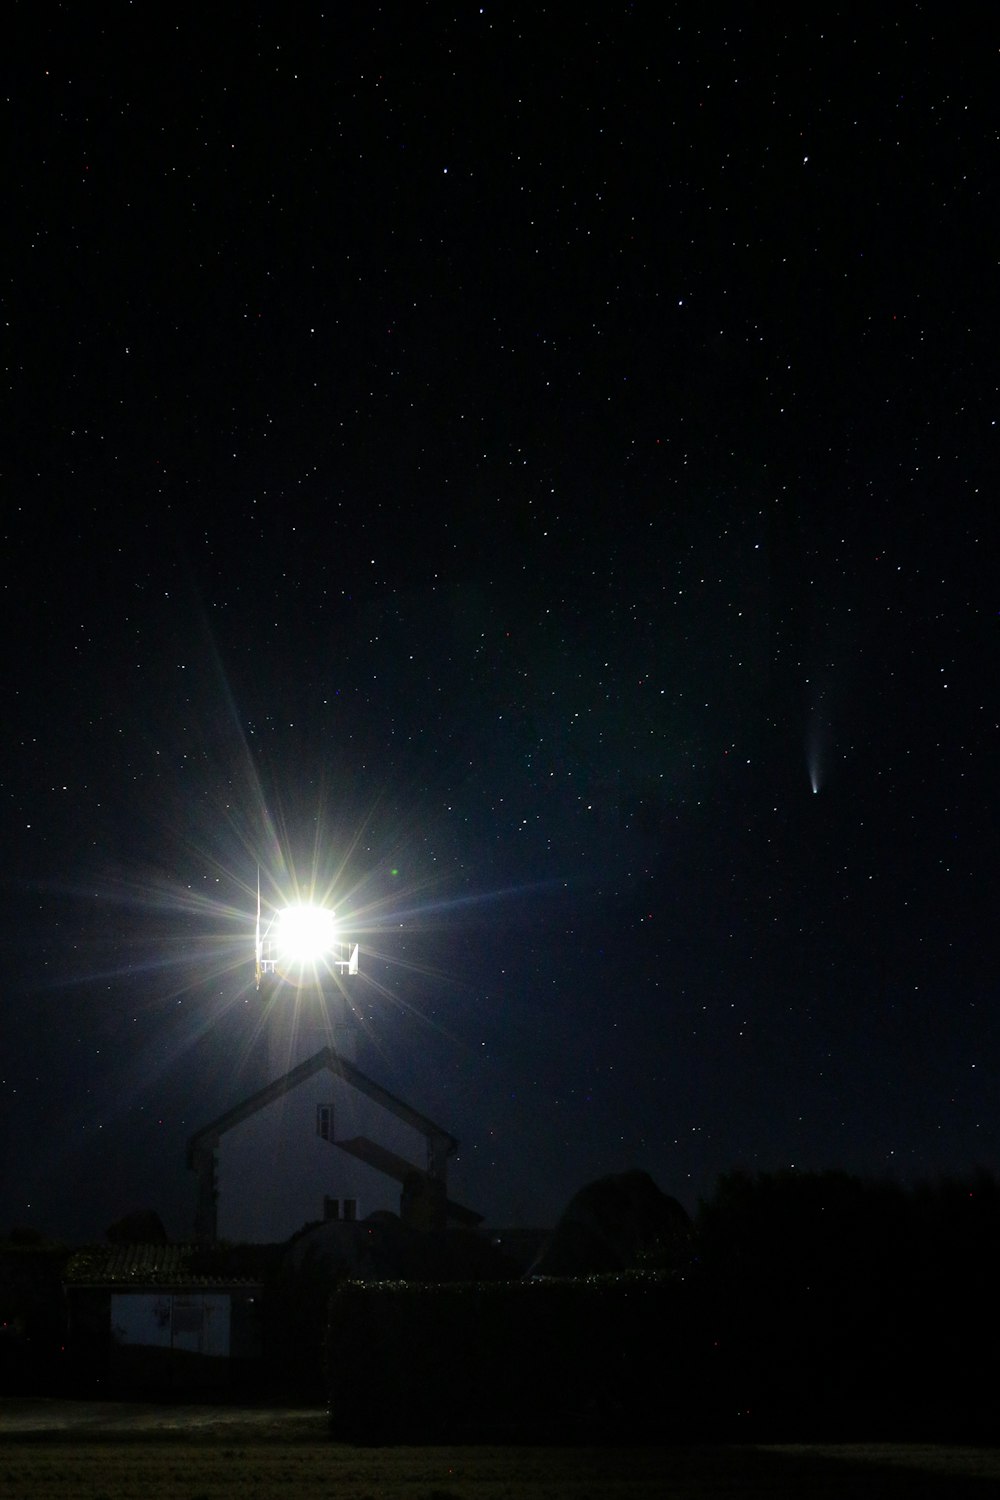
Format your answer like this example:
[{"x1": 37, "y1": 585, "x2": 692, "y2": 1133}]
[{"x1": 274, "y1": 903, "x2": 339, "y2": 962}]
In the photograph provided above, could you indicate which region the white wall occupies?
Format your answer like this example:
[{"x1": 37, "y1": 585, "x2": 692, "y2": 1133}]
[
  {"x1": 264, "y1": 988, "x2": 359, "y2": 1076},
  {"x1": 216, "y1": 1067, "x2": 430, "y2": 1242},
  {"x1": 110, "y1": 1293, "x2": 231, "y2": 1356}
]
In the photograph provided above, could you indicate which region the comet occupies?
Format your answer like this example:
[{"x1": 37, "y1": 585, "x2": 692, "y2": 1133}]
[{"x1": 805, "y1": 717, "x2": 826, "y2": 795}]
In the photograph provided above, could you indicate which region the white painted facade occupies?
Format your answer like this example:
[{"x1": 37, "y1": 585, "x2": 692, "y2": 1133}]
[
  {"x1": 263, "y1": 986, "x2": 359, "y2": 1077},
  {"x1": 215, "y1": 1066, "x2": 431, "y2": 1242},
  {"x1": 111, "y1": 1291, "x2": 231, "y2": 1357}
]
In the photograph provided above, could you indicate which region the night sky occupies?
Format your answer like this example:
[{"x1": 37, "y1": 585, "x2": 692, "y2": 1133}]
[{"x1": 2, "y1": 5, "x2": 995, "y2": 1242}]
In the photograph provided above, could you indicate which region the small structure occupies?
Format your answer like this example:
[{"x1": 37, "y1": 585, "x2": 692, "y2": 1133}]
[
  {"x1": 63, "y1": 1243, "x2": 270, "y2": 1390},
  {"x1": 188, "y1": 1046, "x2": 474, "y2": 1243}
]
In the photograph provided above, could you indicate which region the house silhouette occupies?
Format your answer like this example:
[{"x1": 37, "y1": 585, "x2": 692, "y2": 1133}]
[{"x1": 187, "y1": 1046, "x2": 478, "y2": 1242}]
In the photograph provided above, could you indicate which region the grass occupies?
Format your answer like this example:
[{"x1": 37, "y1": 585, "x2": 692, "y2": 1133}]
[
  {"x1": 3, "y1": 1408, "x2": 1000, "y2": 1498},
  {"x1": 1, "y1": 1442, "x2": 662, "y2": 1499}
]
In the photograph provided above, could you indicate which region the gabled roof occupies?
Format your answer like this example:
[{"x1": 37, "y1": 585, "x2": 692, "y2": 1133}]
[{"x1": 186, "y1": 1046, "x2": 458, "y2": 1167}]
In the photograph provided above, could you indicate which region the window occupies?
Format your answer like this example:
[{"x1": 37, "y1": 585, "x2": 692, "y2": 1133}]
[
  {"x1": 316, "y1": 1104, "x2": 333, "y2": 1141},
  {"x1": 323, "y1": 1197, "x2": 358, "y2": 1223}
]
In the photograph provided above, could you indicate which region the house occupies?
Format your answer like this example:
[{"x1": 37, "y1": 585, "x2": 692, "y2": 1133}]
[{"x1": 188, "y1": 1046, "x2": 477, "y2": 1243}]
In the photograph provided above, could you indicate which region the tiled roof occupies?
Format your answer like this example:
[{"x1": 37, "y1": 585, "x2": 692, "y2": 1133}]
[{"x1": 64, "y1": 1243, "x2": 271, "y2": 1288}]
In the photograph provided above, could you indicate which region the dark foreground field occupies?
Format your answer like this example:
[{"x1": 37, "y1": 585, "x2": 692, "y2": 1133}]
[{"x1": 3, "y1": 1405, "x2": 1000, "y2": 1498}]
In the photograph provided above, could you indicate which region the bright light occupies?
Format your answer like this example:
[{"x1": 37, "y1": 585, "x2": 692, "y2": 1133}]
[{"x1": 274, "y1": 904, "x2": 338, "y2": 964}]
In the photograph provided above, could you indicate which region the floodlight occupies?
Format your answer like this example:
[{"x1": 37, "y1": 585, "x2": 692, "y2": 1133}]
[
  {"x1": 254, "y1": 867, "x2": 358, "y2": 987},
  {"x1": 274, "y1": 903, "x2": 339, "y2": 964}
]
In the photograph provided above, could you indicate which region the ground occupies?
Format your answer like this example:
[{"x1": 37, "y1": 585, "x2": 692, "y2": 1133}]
[{"x1": 2, "y1": 1403, "x2": 1000, "y2": 1498}]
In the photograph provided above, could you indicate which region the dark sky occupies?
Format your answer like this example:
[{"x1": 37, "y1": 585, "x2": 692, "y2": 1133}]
[{"x1": 2, "y1": 5, "x2": 995, "y2": 1241}]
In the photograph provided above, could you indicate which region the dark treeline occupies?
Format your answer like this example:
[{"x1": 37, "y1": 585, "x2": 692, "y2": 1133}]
[
  {"x1": 327, "y1": 1168, "x2": 1000, "y2": 1442},
  {"x1": 689, "y1": 1168, "x2": 1000, "y2": 1439}
]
